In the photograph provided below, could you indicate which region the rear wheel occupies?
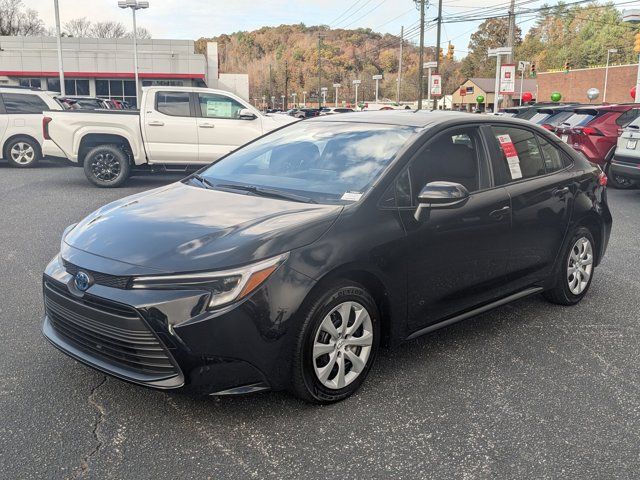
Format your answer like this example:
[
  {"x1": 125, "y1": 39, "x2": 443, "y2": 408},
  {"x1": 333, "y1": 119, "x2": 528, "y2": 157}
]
[
  {"x1": 291, "y1": 281, "x2": 380, "y2": 403},
  {"x1": 83, "y1": 144, "x2": 131, "y2": 188},
  {"x1": 606, "y1": 163, "x2": 637, "y2": 189},
  {"x1": 544, "y1": 227, "x2": 596, "y2": 305},
  {"x1": 5, "y1": 137, "x2": 41, "y2": 168}
]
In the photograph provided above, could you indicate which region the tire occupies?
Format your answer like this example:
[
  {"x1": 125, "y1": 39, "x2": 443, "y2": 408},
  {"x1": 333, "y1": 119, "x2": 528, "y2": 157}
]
[
  {"x1": 544, "y1": 226, "x2": 596, "y2": 306},
  {"x1": 290, "y1": 280, "x2": 380, "y2": 403},
  {"x1": 83, "y1": 144, "x2": 131, "y2": 188},
  {"x1": 4, "y1": 136, "x2": 41, "y2": 168},
  {"x1": 606, "y1": 162, "x2": 637, "y2": 190}
]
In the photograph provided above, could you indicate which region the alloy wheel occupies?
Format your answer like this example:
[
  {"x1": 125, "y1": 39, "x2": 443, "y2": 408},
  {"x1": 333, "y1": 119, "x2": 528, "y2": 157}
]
[
  {"x1": 90, "y1": 152, "x2": 122, "y2": 182},
  {"x1": 312, "y1": 301, "x2": 373, "y2": 390},
  {"x1": 567, "y1": 236, "x2": 593, "y2": 295},
  {"x1": 10, "y1": 142, "x2": 36, "y2": 165}
]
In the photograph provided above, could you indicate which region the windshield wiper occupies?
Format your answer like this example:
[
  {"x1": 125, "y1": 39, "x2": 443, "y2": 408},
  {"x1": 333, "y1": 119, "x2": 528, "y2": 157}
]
[
  {"x1": 190, "y1": 173, "x2": 216, "y2": 189},
  {"x1": 215, "y1": 183, "x2": 317, "y2": 204}
]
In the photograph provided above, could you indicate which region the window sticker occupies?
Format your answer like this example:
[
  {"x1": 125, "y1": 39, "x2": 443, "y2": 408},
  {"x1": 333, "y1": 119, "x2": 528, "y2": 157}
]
[
  {"x1": 206, "y1": 100, "x2": 232, "y2": 118},
  {"x1": 496, "y1": 134, "x2": 523, "y2": 179},
  {"x1": 341, "y1": 191, "x2": 363, "y2": 201}
]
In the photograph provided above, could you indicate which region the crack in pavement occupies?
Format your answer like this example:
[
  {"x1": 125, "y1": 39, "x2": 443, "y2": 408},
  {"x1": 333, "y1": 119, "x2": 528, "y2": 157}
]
[{"x1": 71, "y1": 375, "x2": 108, "y2": 480}]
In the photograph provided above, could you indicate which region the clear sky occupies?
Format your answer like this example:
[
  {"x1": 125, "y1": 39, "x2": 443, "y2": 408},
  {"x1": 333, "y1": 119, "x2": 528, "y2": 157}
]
[{"x1": 26, "y1": 0, "x2": 582, "y2": 59}]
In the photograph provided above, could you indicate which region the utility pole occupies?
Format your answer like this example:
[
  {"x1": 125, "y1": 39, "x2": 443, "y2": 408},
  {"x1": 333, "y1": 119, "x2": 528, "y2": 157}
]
[
  {"x1": 506, "y1": 0, "x2": 516, "y2": 107},
  {"x1": 318, "y1": 35, "x2": 324, "y2": 108},
  {"x1": 435, "y1": 0, "x2": 443, "y2": 74},
  {"x1": 417, "y1": 0, "x2": 425, "y2": 109},
  {"x1": 283, "y1": 60, "x2": 289, "y2": 111},
  {"x1": 397, "y1": 26, "x2": 404, "y2": 103},
  {"x1": 268, "y1": 64, "x2": 273, "y2": 109}
]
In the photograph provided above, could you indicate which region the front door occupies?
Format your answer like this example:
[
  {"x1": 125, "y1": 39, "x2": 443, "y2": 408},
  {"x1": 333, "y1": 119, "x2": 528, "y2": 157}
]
[
  {"x1": 398, "y1": 125, "x2": 513, "y2": 332},
  {"x1": 487, "y1": 125, "x2": 574, "y2": 290},
  {"x1": 143, "y1": 90, "x2": 198, "y2": 164},
  {"x1": 195, "y1": 92, "x2": 263, "y2": 163}
]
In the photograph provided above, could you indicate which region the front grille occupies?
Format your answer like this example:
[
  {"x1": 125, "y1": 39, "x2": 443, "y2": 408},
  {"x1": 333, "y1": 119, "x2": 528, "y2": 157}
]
[
  {"x1": 44, "y1": 279, "x2": 178, "y2": 378},
  {"x1": 62, "y1": 259, "x2": 131, "y2": 289}
]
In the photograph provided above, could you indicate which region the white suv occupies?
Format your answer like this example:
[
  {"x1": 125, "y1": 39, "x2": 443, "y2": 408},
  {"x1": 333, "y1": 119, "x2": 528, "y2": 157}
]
[{"x1": 0, "y1": 87, "x2": 64, "y2": 167}]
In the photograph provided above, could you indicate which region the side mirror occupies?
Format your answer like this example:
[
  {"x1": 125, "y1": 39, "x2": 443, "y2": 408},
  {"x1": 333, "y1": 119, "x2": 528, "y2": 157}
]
[
  {"x1": 238, "y1": 108, "x2": 257, "y2": 120},
  {"x1": 414, "y1": 181, "x2": 470, "y2": 221}
]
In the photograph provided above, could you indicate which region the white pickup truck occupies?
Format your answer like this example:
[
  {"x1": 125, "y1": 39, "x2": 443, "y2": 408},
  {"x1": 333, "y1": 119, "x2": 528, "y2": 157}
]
[{"x1": 44, "y1": 86, "x2": 296, "y2": 187}]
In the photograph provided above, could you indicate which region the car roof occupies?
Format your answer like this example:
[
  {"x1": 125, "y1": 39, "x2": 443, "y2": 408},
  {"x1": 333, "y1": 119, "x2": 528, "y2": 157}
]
[{"x1": 305, "y1": 109, "x2": 542, "y2": 128}]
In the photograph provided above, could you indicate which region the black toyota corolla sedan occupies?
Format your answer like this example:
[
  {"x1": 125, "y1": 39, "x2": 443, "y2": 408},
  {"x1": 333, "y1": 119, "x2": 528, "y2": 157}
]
[{"x1": 42, "y1": 111, "x2": 612, "y2": 403}]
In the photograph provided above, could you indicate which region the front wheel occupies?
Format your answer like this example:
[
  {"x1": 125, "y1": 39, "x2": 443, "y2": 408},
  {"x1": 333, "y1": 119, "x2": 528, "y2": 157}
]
[
  {"x1": 5, "y1": 137, "x2": 41, "y2": 168},
  {"x1": 291, "y1": 281, "x2": 380, "y2": 403},
  {"x1": 544, "y1": 227, "x2": 596, "y2": 305},
  {"x1": 83, "y1": 144, "x2": 131, "y2": 188},
  {"x1": 606, "y1": 163, "x2": 637, "y2": 189}
]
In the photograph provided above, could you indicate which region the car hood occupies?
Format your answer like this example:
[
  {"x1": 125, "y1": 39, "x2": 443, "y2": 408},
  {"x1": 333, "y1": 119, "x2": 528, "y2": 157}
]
[{"x1": 64, "y1": 182, "x2": 342, "y2": 274}]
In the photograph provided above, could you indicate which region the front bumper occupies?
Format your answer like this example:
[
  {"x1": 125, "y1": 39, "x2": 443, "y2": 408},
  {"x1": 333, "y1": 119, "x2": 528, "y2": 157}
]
[{"x1": 42, "y1": 253, "x2": 315, "y2": 394}]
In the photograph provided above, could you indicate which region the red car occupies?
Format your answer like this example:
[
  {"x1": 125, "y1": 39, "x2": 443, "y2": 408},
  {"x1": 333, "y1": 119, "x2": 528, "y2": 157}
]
[{"x1": 554, "y1": 104, "x2": 640, "y2": 166}]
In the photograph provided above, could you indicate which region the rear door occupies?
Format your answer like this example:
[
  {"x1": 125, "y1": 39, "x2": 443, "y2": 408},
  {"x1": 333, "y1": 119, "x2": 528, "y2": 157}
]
[
  {"x1": 487, "y1": 124, "x2": 574, "y2": 290},
  {"x1": 0, "y1": 92, "x2": 50, "y2": 146},
  {"x1": 143, "y1": 90, "x2": 198, "y2": 163},
  {"x1": 194, "y1": 92, "x2": 263, "y2": 163}
]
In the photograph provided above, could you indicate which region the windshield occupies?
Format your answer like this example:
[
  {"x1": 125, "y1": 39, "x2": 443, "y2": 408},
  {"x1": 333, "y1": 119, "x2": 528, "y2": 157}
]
[
  {"x1": 529, "y1": 112, "x2": 551, "y2": 124},
  {"x1": 200, "y1": 121, "x2": 417, "y2": 204},
  {"x1": 561, "y1": 112, "x2": 595, "y2": 127}
]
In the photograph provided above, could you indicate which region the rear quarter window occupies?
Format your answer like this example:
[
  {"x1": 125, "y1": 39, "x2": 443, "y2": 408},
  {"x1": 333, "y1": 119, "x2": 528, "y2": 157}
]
[{"x1": 1, "y1": 93, "x2": 49, "y2": 114}]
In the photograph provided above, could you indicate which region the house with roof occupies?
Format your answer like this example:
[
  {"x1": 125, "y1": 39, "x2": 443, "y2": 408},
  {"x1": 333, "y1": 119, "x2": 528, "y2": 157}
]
[{"x1": 451, "y1": 77, "x2": 538, "y2": 112}]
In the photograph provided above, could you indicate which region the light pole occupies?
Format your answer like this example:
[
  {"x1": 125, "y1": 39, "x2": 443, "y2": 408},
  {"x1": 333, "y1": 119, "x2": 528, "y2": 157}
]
[
  {"x1": 321, "y1": 87, "x2": 328, "y2": 107},
  {"x1": 118, "y1": 0, "x2": 149, "y2": 108},
  {"x1": 353, "y1": 79, "x2": 361, "y2": 107},
  {"x1": 303, "y1": 91, "x2": 307, "y2": 107},
  {"x1": 53, "y1": 0, "x2": 65, "y2": 95},
  {"x1": 373, "y1": 74, "x2": 383, "y2": 103},
  {"x1": 488, "y1": 47, "x2": 512, "y2": 112},
  {"x1": 291, "y1": 92, "x2": 297, "y2": 107},
  {"x1": 333, "y1": 83, "x2": 341, "y2": 107},
  {"x1": 603, "y1": 48, "x2": 618, "y2": 103},
  {"x1": 423, "y1": 61, "x2": 436, "y2": 109},
  {"x1": 281, "y1": 95, "x2": 285, "y2": 110}
]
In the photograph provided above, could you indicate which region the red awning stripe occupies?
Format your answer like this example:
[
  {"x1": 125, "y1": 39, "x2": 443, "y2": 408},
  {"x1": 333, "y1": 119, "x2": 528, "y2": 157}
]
[{"x1": 0, "y1": 71, "x2": 205, "y2": 79}]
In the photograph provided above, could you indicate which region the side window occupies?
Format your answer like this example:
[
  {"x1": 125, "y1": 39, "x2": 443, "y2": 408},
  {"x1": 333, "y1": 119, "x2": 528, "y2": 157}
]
[
  {"x1": 396, "y1": 169, "x2": 412, "y2": 207},
  {"x1": 616, "y1": 108, "x2": 640, "y2": 127},
  {"x1": 409, "y1": 127, "x2": 483, "y2": 198},
  {"x1": 537, "y1": 134, "x2": 568, "y2": 173},
  {"x1": 1, "y1": 93, "x2": 49, "y2": 114},
  {"x1": 156, "y1": 91, "x2": 191, "y2": 117},
  {"x1": 491, "y1": 126, "x2": 545, "y2": 183},
  {"x1": 197, "y1": 93, "x2": 245, "y2": 119}
]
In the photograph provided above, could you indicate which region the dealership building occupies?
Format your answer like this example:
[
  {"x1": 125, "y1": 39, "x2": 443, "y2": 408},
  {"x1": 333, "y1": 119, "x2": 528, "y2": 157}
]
[{"x1": 0, "y1": 36, "x2": 248, "y2": 106}]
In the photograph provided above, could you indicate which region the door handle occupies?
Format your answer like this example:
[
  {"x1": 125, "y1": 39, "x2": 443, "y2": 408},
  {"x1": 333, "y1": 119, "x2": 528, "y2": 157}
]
[
  {"x1": 199, "y1": 123, "x2": 215, "y2": 128},
  {"x1": 148, "y1": 120, "x2": 164, "y2": 126},
  {"x1": 489, "y1": 205, "x2": 511, "y2": 219},
  {"x1": 554, "y1": 186, "x2": 570, "y2": 197}
]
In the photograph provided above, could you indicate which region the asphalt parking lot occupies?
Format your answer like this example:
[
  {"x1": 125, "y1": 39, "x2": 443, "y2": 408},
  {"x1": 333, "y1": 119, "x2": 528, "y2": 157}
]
[{"x1": 1, "y1": 160, "x2": 639, "y2": 479}]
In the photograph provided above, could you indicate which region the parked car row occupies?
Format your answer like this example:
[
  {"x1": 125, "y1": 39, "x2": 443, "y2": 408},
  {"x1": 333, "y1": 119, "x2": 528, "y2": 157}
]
[{"x1": 502, "y1": 102, "x2": 640, "y2": 189}]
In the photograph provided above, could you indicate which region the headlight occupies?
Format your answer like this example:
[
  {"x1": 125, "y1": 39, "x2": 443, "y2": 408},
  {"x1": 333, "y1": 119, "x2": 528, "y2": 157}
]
[{"x1": 131, "y1": 253, "x2": 288, "y2": 309}]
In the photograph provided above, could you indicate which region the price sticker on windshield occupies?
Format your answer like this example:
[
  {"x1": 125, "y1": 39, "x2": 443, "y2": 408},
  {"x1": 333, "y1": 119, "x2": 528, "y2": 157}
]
[
  {"x1": 496, "y1": 134, "x2": 523, "y2": 179},
  {"x1": 341, "y1": 191, "x2": 363, "y2": 201}
]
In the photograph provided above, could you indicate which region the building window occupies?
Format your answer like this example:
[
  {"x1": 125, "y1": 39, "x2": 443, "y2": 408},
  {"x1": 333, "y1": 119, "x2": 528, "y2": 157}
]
[
  {"x1": 18, "y1": 78, "x2": 41, "y2": 89},
  {"x1": 46, "y1": 78, "x2": 90, "y2": 96},
  {"x1": 96, "y1": 79, "x2": 137, "y2": 108}
]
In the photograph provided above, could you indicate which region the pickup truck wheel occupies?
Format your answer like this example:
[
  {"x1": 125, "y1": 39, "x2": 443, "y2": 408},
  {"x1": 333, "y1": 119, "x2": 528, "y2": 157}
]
[
  {"x1": 5, "y1": 136, "x2": 41, "y2": 168},
  {"x1": 83, "y1": 145, "x2": 131, "y2": 188}
]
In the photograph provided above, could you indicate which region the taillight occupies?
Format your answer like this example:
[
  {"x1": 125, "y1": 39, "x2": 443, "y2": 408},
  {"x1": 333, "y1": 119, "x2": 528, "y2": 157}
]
[
  {"x1": 42, "y1": 117, "x2": 52, "y2": 140},
  {"x1": 598, "y1": 171, "x2": 608, "y2": 187},
  {"x1": 577, "y1": 126, "x2": 604, "y2": 136}
]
